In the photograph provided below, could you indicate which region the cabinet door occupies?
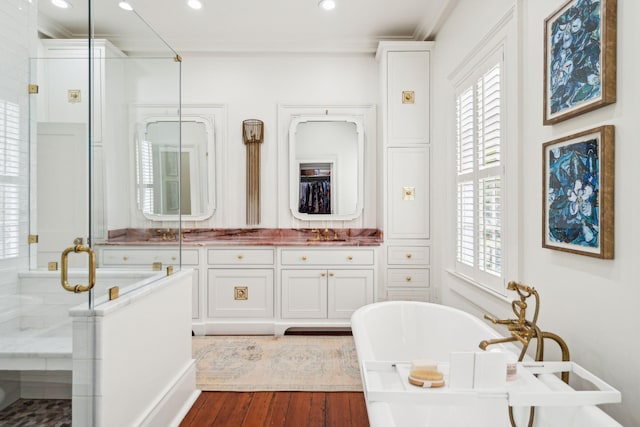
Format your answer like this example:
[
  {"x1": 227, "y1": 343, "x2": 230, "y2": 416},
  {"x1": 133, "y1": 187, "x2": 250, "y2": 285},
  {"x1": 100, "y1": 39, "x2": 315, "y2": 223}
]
[
  {"x1": 387, "y1": 146, "x2": 430, "y2": 239},
  {"x1": 207, "y1": 269, "x2": 274, "y2": 318},
  {"x1": 387, "y1": 50, "x2": 430, "y2": 145},
  {"x1": 39, "y1": 44, "x2": 104, "y2": 141},
  {"x1": 281, "y1": 269, "x2": 327, "y2": 319},
  {"x1": 327, "y1": 269, "x2": 374, "y2": 319}
]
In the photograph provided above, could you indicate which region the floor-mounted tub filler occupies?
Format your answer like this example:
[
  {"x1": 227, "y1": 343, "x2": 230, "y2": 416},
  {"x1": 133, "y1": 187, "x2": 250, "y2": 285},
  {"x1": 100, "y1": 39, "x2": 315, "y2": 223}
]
[{"x1": 351, "y1": 300, "x2": 622, "y2": 427}]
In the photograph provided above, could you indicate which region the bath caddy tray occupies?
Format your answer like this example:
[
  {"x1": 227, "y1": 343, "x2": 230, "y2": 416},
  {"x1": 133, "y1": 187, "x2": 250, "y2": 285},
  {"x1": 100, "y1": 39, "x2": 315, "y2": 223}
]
[{"x1": 361, "y1": 361, "x2": 620, "y2": 407}]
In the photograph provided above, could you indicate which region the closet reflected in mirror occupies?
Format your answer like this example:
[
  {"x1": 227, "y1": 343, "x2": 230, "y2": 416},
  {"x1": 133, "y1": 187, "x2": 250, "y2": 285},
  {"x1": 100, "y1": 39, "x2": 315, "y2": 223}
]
[{"x1": 289, "y1": 116, "x2": 364, "y2": 221}]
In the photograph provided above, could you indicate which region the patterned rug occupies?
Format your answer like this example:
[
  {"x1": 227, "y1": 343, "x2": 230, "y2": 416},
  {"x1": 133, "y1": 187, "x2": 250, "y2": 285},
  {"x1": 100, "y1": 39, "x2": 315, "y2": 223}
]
[{"x1": 192, "y1": 335, "x2": 363, "y2": 391}]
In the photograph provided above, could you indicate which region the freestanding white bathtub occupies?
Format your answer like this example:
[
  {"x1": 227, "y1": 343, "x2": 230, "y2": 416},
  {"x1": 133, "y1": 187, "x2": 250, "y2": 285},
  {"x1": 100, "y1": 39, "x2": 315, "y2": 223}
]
[{"x1": 351, "y1": 301, "x2": 621, "y2": 427}]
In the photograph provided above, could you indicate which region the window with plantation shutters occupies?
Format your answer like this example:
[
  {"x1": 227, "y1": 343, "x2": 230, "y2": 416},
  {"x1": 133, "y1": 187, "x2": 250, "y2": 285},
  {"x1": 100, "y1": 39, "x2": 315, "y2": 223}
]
[
  {"x1": 455, "y1": 52, "x2": 504, "y2": 292},
  {"x1": 0, "y1": 100, "x2": 20, "y2": 260},
  {"x1": 136, "y1": 139, "x2": 155, "y2": 214}
]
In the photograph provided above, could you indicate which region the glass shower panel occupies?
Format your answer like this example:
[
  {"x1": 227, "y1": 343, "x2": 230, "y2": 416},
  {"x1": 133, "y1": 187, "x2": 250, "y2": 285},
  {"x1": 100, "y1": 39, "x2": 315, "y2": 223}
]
[{"x1": 16, "y1": 1, "x2": 181, "y2": 425}]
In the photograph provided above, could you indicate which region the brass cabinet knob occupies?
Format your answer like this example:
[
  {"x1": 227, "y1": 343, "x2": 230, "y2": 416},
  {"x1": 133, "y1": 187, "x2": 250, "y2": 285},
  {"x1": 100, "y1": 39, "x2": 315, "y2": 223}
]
[
  {"x1": 406, "y1": 253, "x2": 412, "y2": 259},
  {"x1": 347, "y1": 255, "x2": 353, "y2": 261},
  {"x1": 321, "y1": 272, "x2": 326, "y2": 277},
  {"x1": 406, "y1": 276, "x2": 412, "y2": 282},
  {"x1": 123, "y1": 256, "x2": 128, "y2": 261},
  {"x1": 302, "y1": 256, "x2": 307, "y2": 261},
  {"x1": 329, "y1": 272, "x2": 334, "y2": 277},
  {"x1": 171, "y1": 256, "x2": 176, "y2": 261},
  {"x1": 237, "y1": 254, "x2": 244, "y2": 260}
]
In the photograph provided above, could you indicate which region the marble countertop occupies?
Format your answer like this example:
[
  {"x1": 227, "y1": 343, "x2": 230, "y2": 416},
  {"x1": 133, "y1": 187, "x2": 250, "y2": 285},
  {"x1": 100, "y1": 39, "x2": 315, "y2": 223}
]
[{"x1": 102, "y1": 228, "x2": 384, "y2": 247}]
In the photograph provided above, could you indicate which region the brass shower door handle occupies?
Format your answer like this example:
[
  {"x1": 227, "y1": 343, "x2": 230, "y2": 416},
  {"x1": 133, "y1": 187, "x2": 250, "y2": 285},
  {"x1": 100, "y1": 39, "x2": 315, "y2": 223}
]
[{"x1": 61, "y1": 245, "x2": 96, "y2": 293}]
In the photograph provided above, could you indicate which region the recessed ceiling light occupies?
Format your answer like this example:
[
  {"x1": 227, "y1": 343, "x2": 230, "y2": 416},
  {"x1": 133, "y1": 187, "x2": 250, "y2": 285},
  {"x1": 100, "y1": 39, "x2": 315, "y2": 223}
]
[
  {"x1": 118, "y1": 1, "x2": 133, "y2": 11},
  {"x1": 51, "y1": 0, "x2": 72, "y2": 9},
  {"x1": 318, "y1": 0, "x2": 335, "y2": 11},
  {"x1": 187, "y1": 0, "x2": 202, "y2": 10}
]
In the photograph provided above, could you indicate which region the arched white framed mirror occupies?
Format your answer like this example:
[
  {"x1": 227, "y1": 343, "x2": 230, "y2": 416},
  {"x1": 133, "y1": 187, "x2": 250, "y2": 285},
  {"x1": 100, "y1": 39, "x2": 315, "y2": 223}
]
[{"x1": 289, "y1": 115, "x2": 364, "y2": 221}]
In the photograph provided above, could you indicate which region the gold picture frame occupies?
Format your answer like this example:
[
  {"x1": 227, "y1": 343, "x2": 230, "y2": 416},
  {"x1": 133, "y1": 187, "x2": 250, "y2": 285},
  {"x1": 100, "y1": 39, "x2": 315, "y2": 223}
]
[
  {"x1": 543, "y1": 0, "x2": 617, "y2": 125},
  {"x1": 542, "y1": 125, "x2": 614, "y2": 258}
]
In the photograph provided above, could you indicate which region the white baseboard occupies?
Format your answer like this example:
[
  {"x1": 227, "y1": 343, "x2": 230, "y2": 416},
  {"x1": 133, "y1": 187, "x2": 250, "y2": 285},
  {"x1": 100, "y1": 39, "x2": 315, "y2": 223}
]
[{"x1": 139, "y1": 359, "x2": 200, "y2": 427}]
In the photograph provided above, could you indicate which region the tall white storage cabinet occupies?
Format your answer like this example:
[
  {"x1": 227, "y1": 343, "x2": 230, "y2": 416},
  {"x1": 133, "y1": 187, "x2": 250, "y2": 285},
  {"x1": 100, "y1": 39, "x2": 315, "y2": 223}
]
[
  {"x1": 37, "y1": 39, "x2": 126, "y2": 243},
  {"x1": 377, "y1": 41, "x2": 433, "y2": 302}
]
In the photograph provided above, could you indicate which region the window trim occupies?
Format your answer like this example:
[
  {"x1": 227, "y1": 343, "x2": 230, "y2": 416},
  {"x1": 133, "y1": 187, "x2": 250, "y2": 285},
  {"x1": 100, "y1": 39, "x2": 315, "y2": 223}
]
[{"x1": 448, "y1": 5, "x2": 519, "y2": 297}]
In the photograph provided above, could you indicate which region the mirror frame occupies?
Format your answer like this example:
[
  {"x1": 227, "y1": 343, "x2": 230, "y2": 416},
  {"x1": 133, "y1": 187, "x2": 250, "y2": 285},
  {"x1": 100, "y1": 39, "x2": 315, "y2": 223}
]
[
  {"x1": 134, "y1": 114, "x2": 216, "y2": 221},
  {"x1": 289, "y1": 115, "x2": 364, "y2": 221}
]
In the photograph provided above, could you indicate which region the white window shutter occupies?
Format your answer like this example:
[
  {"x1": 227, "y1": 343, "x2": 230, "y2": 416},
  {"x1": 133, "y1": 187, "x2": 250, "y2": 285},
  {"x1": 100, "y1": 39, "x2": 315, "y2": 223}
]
[{"x1": 0, "y1": 100, "x2": 20, "y2": 259}]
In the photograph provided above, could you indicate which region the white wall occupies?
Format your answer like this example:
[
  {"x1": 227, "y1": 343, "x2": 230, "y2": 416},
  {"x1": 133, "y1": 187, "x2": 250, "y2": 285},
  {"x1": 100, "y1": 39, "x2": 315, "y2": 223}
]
[
  {"x1": 123, "y1": 53, "x2": 379, "y2": 229},
  {"x1": 432, "y1": 0, "x2": 639, "y2": 425}
]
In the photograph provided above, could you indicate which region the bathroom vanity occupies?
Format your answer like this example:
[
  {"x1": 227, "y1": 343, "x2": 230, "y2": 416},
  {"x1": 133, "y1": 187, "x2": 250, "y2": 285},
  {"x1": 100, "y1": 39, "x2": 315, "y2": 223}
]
[
  {"x1": 96, "y1": 228, "x2": 382, "y2": 335},
  {"x1": 90, "y1": 41, "x2": 435, "y2": 334}
]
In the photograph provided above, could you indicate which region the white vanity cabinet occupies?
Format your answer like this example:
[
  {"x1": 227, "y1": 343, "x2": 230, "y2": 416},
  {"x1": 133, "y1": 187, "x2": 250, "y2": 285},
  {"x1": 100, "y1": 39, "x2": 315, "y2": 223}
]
[
  {"x1": 98, "y1": 247, "x2": 194, "y2": 268},
  {"x1": 378, "y1": 41, "x2": 433, "y2": 302},
  {"x1": 204, "y1": 248, "x2": 275, "y2": 334},
  {"x1": 279, "y1": 248, "x2": 374, "y2": 329},
  {"x1": 97, "y1": 246, "x2": 202, "y2": 319},
  {"x1": 281, "y1": 269, "x2": 373, "y2": 319}
]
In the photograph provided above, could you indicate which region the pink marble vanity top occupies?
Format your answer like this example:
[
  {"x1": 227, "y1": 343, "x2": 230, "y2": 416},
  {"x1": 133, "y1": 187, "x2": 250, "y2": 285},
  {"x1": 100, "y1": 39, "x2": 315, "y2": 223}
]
[{"x1": 104, "y1": 228, "x2": 383, "y2": 247}]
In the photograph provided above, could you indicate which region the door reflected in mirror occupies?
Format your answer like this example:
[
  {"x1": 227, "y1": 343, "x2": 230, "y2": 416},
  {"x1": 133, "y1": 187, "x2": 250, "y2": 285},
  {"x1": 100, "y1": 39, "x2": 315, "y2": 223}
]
[
  {"x1": 135, "y1": 116, "x2": 215, "y2": 220},
  {"x1": 289, "y1": 116, "x2": 364, "y2": 221}
]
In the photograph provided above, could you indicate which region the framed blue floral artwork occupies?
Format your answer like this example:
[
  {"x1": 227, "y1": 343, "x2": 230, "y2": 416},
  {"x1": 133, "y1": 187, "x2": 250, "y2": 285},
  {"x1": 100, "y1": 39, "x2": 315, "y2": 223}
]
[
  {"x1": 543, "y1": 0, "x2": 617, "y2": 125},
  {"x1": 542, "y1": 126, "x2": 614, "y2": 258}
]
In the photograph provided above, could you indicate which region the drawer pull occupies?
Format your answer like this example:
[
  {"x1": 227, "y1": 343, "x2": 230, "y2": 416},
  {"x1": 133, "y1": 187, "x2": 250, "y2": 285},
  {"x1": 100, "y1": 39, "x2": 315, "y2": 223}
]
[
  {"x1": 406, "y1": 276, "x2": 412, "y2": 282},
  {"x1": 347, "y1": 255, "x2": 353, "y2": 261},
  {"x1": 321, "y1": 272, "x2": 326, "y2": 277},
  {"x1": 329, "y1": 272, "x2": 334, "y2": 277},
  {"x1": 237, "y1": 254, "x2": 244, "y2": 260},
  {"x1": 171, "y1": 256, "x2": 177, "y2": 261},
  {"x1": 302, "y1": 256, "x2": 307, "y2": 261},
  {"x1": 123, "y1": 256, "x2": 128, "y2": 261},
  {"x1": 406, "y1": 253, "x2": 412, "y2": 259}
]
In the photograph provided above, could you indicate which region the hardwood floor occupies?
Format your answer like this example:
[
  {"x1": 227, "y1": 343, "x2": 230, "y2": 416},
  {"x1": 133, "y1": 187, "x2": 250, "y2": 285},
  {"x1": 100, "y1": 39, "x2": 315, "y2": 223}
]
[{"x1": 180, "y1": 392, "x2": 370, "y2": 427}]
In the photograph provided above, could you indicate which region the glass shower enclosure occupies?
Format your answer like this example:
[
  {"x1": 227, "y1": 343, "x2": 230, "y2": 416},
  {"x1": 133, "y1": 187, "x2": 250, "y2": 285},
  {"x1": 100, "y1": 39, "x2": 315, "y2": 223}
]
[{"x1": 0, "y1": 0, "x2": 182, "y2": 424}]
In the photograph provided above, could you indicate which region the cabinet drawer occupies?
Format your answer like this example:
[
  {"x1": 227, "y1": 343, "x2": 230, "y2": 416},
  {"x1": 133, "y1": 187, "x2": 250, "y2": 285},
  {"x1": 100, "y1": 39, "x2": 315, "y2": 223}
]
[
  {"x1": 386, "y1": 289, "x2": 431, "y2": 302},
  {"x1": 208, "y1": 248, "x2": 274, "y2": 265},
  {"x1": 281, "y1": 249, "x2": 374, "y2": 266},
  {"x1": 100, "y1": 248, "x2": 198, "y2": 266},
  {"x1": 207, "y1": 269, "x2": 274, "y2": 318},
  {"x1": 387, "y1": 246, "x2": 430, "y2": 265},
  {"x1": 386, "y1": 268, "x2": 430, "y2": 288}
]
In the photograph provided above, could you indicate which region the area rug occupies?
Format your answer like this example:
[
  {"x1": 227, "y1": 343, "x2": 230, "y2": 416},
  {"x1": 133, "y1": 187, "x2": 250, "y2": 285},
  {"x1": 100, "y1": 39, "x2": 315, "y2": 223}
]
[{"x1": 192, "y1": 335, "x2": 363, "y2": 391}]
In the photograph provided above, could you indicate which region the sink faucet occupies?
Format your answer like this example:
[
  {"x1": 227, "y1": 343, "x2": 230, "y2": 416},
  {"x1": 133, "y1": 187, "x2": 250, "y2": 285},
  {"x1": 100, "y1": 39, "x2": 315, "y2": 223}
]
[
  {"x1": 309, "y1": 229, "x2": 321, "y2": 241},
  {"x1": 156, "y1": 228, "x2": 177, "y2": 241}
]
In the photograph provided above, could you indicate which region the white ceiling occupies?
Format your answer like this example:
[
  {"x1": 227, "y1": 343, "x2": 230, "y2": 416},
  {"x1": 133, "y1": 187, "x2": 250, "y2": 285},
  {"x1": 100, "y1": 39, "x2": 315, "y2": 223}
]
[{"x1": 37, "y1": 0, "x2": 455, "y2": 54}]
